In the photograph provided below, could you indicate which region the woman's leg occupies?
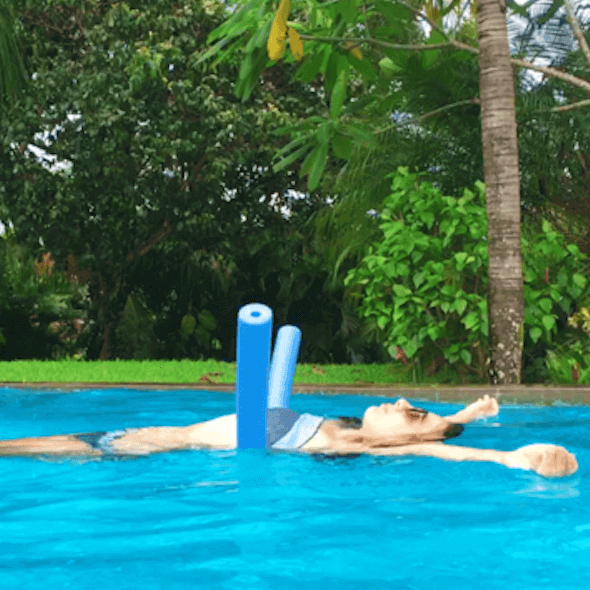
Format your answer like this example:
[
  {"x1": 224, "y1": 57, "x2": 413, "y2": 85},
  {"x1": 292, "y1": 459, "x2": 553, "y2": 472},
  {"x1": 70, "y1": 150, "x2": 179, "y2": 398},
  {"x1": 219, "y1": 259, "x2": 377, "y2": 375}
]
[{"x1": 0, "y1": 435, "x2": 102, "y2": 456}]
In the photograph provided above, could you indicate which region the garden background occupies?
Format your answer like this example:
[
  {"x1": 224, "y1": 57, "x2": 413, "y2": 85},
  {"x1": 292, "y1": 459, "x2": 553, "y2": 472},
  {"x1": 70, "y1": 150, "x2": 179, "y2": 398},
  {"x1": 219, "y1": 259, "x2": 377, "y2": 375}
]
[{"x1": 1, "y1": 0, "x2": 590, "y2": 385}]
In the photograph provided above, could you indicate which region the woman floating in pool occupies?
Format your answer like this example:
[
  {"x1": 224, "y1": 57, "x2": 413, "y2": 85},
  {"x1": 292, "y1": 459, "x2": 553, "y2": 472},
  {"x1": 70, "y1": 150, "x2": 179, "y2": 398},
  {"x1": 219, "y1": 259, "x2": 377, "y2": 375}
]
[{"x1": 0, "y1": 394, "x2": 577, "y2": 477}]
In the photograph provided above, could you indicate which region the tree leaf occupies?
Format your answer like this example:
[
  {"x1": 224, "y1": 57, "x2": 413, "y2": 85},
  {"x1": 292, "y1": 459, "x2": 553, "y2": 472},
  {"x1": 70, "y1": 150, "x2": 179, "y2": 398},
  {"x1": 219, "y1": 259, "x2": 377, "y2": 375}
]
[
  {"x1": 344, "y1": 40, "x2": 363, "y2": 60},
  {"x1": 331, "y1": 134, "x2": 353, "y2": 159},
  {"x1": 267, "y1": 16, "x2": 287, "y2": 60},
  {"x1": 537, "y1": 0, "x2": 563, "y2": 25},
  {"x1": 198, "y1": 310, "x2": 217, "y2": 331},
  {"x1": 330, "y1": 59, "x2": 349, "y2": 119},
  {"x1": 378, "y1": 57, "x2": 399, "y2": 79},
  {"x1": 505, "y1": 0, "x2": 529, "y2": 17},
  {"x1": 246, "y1": 19, "x2": 272, "y2": 52},
  {"x1": 300, "y1": 144, "x2": 320, "y2": 178},
  {"x1": 460, "y1": 349, "x2": 471, "y2": 365},
  {"x1": 339, "y1": 0, "x2": 357, "y2": 23},
  {"x1": 276, "y1": 0, "x2": 291, "y2": 28},
  {"x1": 316, "y1": 120, "x2": 334, "y2": 145},
  {"x1": 272, "y1": 142, "x2": 312, "y2": 172},
  {"x1": 308, "y1": 143, "x2": 329, "y2": 191},
  {"x1": 573, "y1": 273, "x2": 587, "y2": 289},
  {"x1": 238, "y1": 53, "x2": 253, "y2": 82},
  {"x1": 441, "y1": 0, "x2": 462, "y2": 17},
  {"x1": 374, "y1": 0, "x2": 411, "y2": 24},
  {"x1": 529, "y1": 326, "x2": 543, "y2": 343},
  {"x1": 294, "y1": 46, "x2": 326, "y2": 82},
  {"x1": 288, "y1": 27, "x2": 304, "y2": 61},
  {"x1": 325, "y1": 50, "x2": 341, "y2": 94},
  {"x1": 347, "y1": 50, "x2": 377, "y2": 81},
  {"x1": 344, "y1": 123, "x2": 376, "y2": 149}
]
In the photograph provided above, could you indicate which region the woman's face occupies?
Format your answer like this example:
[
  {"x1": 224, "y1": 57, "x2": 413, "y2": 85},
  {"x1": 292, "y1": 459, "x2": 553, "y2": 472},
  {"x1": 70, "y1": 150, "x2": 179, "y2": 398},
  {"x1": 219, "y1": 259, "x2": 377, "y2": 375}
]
[{"x1": 361, "y1": 398, "x2": 453, "y2": 443}]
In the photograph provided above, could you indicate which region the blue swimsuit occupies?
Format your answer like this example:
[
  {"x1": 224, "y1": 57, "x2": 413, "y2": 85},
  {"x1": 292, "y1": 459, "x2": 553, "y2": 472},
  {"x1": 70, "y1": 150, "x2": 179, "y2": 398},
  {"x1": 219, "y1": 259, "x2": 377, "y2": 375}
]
[
  {"x1": 75, "y1": 430, "x2": 127, "y2": 454},
  {"x1": 267, "y1": 408, "x2": 324, "y2": 449},
  {"x1": 74, "y1": 408, "x2": 324, "y2": 455}
]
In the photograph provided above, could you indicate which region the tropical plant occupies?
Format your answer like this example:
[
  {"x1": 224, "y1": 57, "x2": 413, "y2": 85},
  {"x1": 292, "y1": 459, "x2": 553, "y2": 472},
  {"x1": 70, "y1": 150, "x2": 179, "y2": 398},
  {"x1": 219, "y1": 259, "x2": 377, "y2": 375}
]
[
  {"x1": 202, "y1": 0, "x2": 590, "y2": 382},
  {"x1": 299, "y1": 3, "x2": 590, "y2": 281},
  {"x1": 0, "y1": 229, "x2": 90, "y2": 359}
]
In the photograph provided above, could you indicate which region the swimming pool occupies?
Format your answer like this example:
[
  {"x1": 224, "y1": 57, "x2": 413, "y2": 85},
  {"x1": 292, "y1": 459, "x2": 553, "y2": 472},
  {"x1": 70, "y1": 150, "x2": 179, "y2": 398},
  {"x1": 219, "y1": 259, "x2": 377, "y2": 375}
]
[{"x1": 0, "y1": 387, "x2": 587, "y2": 590}]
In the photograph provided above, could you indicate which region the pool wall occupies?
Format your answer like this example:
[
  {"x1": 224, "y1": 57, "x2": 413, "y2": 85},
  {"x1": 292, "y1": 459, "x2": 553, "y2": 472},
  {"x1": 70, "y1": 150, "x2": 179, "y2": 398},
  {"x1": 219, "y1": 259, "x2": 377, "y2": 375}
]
[{"x1": 3, "y1": 382, "x2": 590, "y2": 405}]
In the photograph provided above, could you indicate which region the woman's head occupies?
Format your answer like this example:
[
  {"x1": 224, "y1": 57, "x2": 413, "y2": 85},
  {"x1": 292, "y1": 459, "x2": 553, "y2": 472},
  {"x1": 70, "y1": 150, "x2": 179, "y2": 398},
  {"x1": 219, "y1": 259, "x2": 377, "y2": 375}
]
[{"x1": 336, "y1": 398, "x2": 463, "y2": 448}]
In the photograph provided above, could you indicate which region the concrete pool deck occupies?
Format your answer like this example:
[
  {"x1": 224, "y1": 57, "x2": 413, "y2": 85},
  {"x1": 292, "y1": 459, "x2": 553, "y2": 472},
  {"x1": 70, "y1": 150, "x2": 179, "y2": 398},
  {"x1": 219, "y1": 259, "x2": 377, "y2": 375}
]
[{"x1": 3, "y1": 382, "x2": 590, "y2": 405}]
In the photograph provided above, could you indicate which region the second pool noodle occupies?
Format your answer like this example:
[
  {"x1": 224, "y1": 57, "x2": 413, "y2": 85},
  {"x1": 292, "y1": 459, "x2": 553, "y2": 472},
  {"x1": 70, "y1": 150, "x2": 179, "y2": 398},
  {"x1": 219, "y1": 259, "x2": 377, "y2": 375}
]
[
  {"x1": 236, "y1": 303, "x2": 302, "y2": 449},
  {"x1": 268, "y1": 324, "x2": 302, "y2": 410}
]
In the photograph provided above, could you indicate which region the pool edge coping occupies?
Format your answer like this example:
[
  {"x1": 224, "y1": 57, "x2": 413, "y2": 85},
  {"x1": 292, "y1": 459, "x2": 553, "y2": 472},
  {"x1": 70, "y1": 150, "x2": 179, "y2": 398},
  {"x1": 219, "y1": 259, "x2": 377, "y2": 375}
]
[{"x1": 3, "y1": 382, "x2": 590, "y2": 404}]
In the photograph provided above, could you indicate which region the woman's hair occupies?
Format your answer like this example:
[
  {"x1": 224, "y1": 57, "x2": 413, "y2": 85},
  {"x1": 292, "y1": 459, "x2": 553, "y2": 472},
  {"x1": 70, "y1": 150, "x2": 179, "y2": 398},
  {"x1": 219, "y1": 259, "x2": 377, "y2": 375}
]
[
  {"x1": 442, "y1": 423, "x2": 465, "y2": 440},
  {"x1": 335, "y1": 416, "x2": 363, "y2": 430}
]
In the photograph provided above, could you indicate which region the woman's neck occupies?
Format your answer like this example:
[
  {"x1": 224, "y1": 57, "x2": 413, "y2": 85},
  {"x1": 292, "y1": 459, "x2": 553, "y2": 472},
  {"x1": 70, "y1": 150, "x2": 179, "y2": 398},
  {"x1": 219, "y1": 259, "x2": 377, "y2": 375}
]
[{"x1": 300, "y1": 419, "x2": 366, "y2": 453}]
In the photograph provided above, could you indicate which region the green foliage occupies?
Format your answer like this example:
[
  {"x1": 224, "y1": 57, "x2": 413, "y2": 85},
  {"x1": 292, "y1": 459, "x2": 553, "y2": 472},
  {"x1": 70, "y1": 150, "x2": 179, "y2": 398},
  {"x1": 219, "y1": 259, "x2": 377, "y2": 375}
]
[
  {"x1": 114, "y1": 291, "x2": 159, "y2": 360},
  {"x1": 202, "y1": 0, "x2": 590, "y2": 302},
  {"x1": 545, "y1": 339, "x2": 590, "y2": 384},
  {"x1": 204, "y1": 0, "x2": 427, "y2": 191},
  {"x1": 522, "y1": 218, "x2": 589, "y2": 345},
  {"x1": 344, "y1": 167, "x2": 590, "y2": 380},
  {"x1": 543, "y1": 305, "x2": 590, "y2": 384},
  {"x1": 0, "y1": 230, "x2": 90, "y2": 359},
  {"x1": 0, "y1": 0, "x2": 28, "y2": 106},
  {"x1": 178, "y1": 308, "x2": 221, "y2": 360},
  {"x1": 4, "y1": 0, "x2": 587, "y2": 375},
  {"x1": 1, "y1": 0, "x2": 332, "y2": 360},
  {"x1": 344, "y1": 166, "x2": 488, "y2": 379},
  {"x1": 568, "y1": 306, "x2": 590, "y2": 335}
]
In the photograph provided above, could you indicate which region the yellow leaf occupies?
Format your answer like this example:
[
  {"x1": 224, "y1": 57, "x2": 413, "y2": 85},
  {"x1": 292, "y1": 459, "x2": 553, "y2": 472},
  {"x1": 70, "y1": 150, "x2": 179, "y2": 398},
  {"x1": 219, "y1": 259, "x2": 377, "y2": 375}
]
[
  {"x1": 268, "y1": 16, "x2": 287, "y2": 60},
  {"x1": 288, "y1": 27, "x2": 304, "y2": 61},
  {"x1": 276, "y1": 0, "x2": 291, "y2": 28},
  {"x1": 345, "y1": 40, "x2": 362, "y2": 60}
]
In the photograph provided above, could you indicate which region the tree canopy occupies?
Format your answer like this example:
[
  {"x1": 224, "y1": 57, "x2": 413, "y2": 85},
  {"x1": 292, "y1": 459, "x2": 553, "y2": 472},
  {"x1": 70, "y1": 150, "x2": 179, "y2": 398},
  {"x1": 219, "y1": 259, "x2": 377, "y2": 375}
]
[{"x1": 0, "y1": 0, "x2": 340, "y2": 358}]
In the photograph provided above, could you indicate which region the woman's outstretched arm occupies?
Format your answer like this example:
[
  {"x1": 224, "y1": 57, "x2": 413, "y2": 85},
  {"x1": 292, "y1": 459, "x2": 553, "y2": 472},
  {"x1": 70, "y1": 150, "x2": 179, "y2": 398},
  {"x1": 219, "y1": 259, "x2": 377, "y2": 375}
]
[
  {"x1": 444, "y1": 394, "x2": 499, "y2": 424},
  {"x1": 365, "y1": 441, "x2": 578, "y2": 477}
]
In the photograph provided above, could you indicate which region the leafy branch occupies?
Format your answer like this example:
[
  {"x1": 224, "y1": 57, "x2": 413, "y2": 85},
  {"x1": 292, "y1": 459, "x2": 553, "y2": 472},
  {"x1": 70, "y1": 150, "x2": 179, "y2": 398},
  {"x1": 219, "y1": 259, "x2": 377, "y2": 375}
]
[{"x1": 297, "y1": 0, "x2": 590, "y2": 108}]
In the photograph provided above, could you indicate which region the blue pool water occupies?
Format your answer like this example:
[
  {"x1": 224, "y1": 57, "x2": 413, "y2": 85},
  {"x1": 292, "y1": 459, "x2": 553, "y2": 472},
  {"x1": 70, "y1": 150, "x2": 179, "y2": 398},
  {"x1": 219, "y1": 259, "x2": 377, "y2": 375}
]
[{"x1": 0, "y1": 387, "x2": 588, "y2": 590}]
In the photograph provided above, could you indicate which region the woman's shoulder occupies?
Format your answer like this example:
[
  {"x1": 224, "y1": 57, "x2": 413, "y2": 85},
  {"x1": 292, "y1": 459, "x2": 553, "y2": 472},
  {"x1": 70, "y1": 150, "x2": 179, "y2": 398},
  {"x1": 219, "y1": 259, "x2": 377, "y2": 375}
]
[{"x1": 299, "y1": 419, "x2": 356, "y2": 453}]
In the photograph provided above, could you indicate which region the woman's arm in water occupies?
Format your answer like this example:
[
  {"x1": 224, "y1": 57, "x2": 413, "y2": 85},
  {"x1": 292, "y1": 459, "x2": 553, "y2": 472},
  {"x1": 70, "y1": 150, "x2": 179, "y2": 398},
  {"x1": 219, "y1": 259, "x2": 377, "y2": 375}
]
[
  {"x1": 365, "y1": 442, "x2": 578, "y2": 477},
  {"x1": 444, "y1": 394, "x2": 499, "y2": 424}
]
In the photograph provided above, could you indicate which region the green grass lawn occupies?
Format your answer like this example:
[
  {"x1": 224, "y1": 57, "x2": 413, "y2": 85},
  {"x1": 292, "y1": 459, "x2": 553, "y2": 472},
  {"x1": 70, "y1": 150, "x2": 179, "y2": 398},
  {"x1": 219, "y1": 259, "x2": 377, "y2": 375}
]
[{"x1": 0, "y1": 359, "x2": 466, "y2": 385}]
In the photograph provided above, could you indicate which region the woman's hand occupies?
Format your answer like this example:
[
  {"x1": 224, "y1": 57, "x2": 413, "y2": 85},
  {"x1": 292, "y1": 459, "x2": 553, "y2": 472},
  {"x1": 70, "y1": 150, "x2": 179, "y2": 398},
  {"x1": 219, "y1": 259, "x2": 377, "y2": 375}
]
[
  {"x1": 505, "y1": 444, "x2": 578, "y2": 477},
  {"x1": 466, "y1": 394, "x2": 499, "y2": 419},
  {"x1": 446, "y1": 394, "x2": 499, "y2": 423}
]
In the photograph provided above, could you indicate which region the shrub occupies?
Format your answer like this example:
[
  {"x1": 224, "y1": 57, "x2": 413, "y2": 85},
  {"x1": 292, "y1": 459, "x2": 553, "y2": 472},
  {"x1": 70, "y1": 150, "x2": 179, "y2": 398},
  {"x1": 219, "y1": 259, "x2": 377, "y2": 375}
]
[
  {"x1": 344, "y1": 166, "x2": 590, "y2": 382},
  {"x1": 0, "y1": 230, "x2": 91, "y2": 360},
  {"x1": 114, "y1": 291, "x2": 160, "y2": 360}
]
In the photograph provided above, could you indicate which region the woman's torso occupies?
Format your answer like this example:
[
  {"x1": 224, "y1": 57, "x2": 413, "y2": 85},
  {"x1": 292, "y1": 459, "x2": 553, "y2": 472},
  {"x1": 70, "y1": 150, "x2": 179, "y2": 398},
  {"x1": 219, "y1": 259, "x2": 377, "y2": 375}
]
[{"x1": 108, "y1": 412, "x2": 335, "y2": 454}]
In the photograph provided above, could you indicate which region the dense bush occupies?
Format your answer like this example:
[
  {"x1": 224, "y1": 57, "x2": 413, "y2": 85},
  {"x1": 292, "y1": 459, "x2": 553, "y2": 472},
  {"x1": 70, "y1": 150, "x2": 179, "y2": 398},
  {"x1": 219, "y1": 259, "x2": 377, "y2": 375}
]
[
  {"x1": 114, "y1": 220, "x2": 378, "y2": 364},
  {"x1": 0, "y1": 231, "x2": 91, "y2": 360},
  {"x1": 344, "y1": 166, "x2": 590, "y2": 382}
]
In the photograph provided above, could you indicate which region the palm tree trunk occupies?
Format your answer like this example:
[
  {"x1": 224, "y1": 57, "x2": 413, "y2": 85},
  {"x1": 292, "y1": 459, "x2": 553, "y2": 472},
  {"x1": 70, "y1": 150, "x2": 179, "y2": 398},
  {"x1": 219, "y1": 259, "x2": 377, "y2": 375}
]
[{"x1": 478, "y1": 0, "x2": 524, "y2": 384}]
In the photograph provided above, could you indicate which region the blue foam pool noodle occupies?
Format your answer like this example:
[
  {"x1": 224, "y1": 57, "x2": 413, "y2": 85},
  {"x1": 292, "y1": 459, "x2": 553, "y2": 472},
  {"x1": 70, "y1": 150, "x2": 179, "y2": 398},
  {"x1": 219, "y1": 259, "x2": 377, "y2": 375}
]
[
  {"x1": 236, "y1": 303, "x2": 273, "y2": 449},
  {"x1": 268, "y1": 325, "x2": 302, "y2": 409}
]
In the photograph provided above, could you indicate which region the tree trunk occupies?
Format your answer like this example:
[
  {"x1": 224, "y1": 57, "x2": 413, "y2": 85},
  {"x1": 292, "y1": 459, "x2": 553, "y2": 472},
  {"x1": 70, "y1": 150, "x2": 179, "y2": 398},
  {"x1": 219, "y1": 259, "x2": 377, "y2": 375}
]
[{"x1": 478, "y1": 0, "x2": 524, "y2": 384}]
